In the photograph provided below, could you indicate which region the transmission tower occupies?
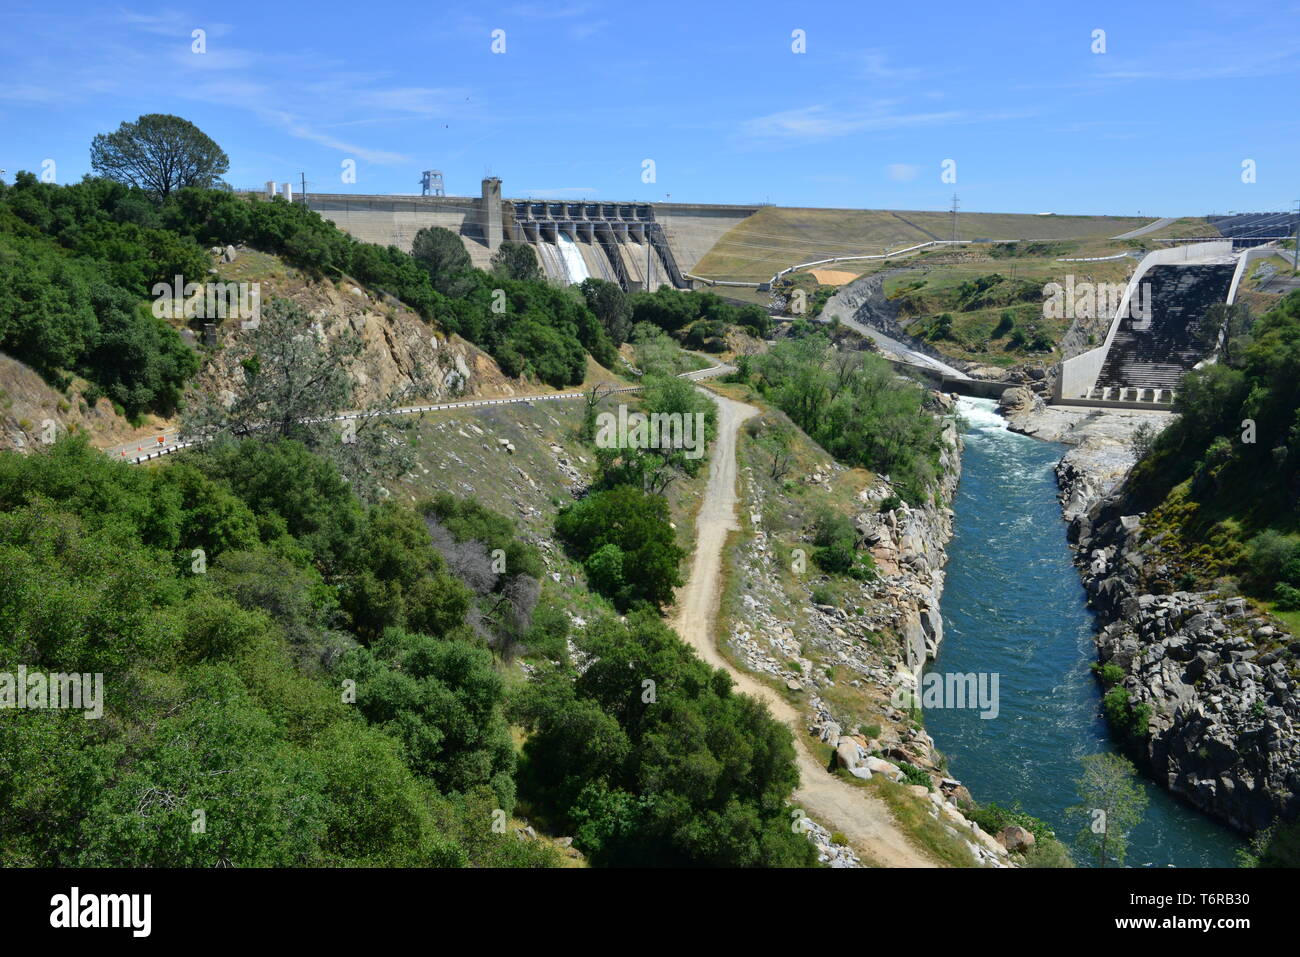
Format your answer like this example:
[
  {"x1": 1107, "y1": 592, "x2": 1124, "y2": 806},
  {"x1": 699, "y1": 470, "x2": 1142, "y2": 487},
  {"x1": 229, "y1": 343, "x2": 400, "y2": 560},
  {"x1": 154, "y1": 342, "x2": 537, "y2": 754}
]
[{"x1": 949, "y1": 193, "x2": 960, "y2": 241}]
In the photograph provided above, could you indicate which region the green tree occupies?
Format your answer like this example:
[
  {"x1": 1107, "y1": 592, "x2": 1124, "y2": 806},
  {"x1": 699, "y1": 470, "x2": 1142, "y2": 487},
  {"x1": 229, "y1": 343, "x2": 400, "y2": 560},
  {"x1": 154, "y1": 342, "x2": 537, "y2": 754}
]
[
  {"x1": 580, "y1": 278, "x2": 632, "y2": 346},
  {"x1": 512, "y1": 612, "x2": 816, "y2": 867},
  {"x1": 338, "y1": 628, "x2": 516, "y2": 811},
  {"x1": 411, "y1": 226, "x2": 472, "y2": 296},
  {"x1": 1070, "y1": 752, "x2": 1147, "y2": 867},
  {"x1": 90, "y1": 114, "x2": 230, "y2": 200},
  {"x1": 752, "y1": 335, "x2": 945, "y2": 505},
  {"x1": 490, "y1": 240, "x2": 540, "y2": 281},
  {"x1": 555, "y1": 485, "x2": 685, "y2": 610}
]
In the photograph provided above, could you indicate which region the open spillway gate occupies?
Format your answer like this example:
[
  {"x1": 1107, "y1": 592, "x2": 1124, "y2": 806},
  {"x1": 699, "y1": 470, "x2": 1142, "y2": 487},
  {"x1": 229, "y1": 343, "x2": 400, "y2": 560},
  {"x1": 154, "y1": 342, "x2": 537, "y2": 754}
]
[{"x1": 507, "y1": 200, "x2": 687, "y2": 292}]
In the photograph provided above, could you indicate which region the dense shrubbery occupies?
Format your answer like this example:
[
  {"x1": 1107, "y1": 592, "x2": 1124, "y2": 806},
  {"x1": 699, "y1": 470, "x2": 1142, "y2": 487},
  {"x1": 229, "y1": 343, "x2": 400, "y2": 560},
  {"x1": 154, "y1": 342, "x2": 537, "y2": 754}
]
[
  {"x1": 628, "y1": 285, "x2": 771, "y2": 340},
  {"x1": 0, "y1": 432, "x2": 811, "y2": 867},
  {"x1": 511, "y1": 611, "x2": 817, "y2": 867},
  {"x1": 555, "y1": 485, "x2": 685, "y2": 611},
  {"x1": 0, "y1": 171, "x2": 622, "y2": 411},
  {"x1": 0, "y1": 175, "x2": 200, "y2": 416},
  {"x1": 745, "y1": 335, "x2": 946, "y2": 505},
  {"x1": 1129, "y1": 292, "x2": 1300, "y2": 604},
  {"x1": 0, "y1": 437, "x2": 556, "y2": 867}
]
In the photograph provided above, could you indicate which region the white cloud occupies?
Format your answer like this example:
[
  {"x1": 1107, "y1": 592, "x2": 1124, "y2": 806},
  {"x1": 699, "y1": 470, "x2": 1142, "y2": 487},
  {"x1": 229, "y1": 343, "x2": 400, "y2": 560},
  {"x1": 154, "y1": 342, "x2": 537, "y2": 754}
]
[
  {"x1": 257, "y1": 109, "x2": 410, "y2": 165},
  {"x1": 742, "y1": 104, "x2": 867, "y2": 140},
  {"x1": 741, "y1": 102, "x2": 1024, "y2": 144},
  {"x1": 886, "y1": 163, "x2": 920, "y2": 182}
]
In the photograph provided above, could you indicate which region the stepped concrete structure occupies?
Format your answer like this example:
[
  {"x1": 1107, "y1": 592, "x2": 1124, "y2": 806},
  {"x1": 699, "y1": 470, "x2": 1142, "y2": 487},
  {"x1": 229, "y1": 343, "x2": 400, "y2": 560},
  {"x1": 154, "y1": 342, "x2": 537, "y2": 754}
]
[
  {"x1": 300, "y1": 180, "x2": 757, "y2": 292},
  {"x1": 1091, "y1": 263, "x2": 1235, "y2": 396},
  {"x1": 1055, "y1": 241, "x2": 1282, "y2": 407}
]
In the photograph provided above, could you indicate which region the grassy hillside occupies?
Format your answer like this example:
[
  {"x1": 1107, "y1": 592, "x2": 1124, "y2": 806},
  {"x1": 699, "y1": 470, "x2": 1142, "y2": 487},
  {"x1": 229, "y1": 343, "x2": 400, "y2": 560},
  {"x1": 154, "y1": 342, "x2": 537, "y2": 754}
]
[
  {"x1": 690, "y1": 206, "x2": 1195, "y2": 284},
  {"x1": 880, "y1": 255, "x2": 1134, "y2": 368}
]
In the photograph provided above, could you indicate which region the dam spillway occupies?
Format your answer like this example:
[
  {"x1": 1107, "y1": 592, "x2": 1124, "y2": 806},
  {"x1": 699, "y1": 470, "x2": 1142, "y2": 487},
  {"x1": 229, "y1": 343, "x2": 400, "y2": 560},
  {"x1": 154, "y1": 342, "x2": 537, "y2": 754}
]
[
  {"x1": 300, "y1": 181, "x2": 758, "y2": 293},
  {"x1": 553, "y1": 231, "x2": 591, "y2": 285},
  {"x1": 508, "y1": 199, "x2": 679, "y2": 290}
]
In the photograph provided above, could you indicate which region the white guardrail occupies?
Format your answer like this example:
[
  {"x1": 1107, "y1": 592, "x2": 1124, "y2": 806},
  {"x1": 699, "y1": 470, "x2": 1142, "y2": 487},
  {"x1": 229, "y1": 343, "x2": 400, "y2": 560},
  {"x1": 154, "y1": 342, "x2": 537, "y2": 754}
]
[{"x1": 117, "y1": 363, "x2": 731, "y2": 466}]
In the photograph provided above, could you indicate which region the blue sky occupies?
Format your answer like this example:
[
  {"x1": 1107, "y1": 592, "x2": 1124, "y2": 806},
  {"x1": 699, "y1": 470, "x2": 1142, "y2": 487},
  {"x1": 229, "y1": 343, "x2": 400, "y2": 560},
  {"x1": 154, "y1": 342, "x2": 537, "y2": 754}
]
[{"x1": 2, "y1": 0, "x2": 1298, "y2": 216}]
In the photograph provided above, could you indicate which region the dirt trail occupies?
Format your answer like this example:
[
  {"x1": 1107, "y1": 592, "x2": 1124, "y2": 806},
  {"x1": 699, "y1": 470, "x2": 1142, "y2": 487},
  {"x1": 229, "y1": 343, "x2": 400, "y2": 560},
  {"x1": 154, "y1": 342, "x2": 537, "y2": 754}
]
[{"x1": 671, "y1": 388, "x2": 936, "y2": 867}]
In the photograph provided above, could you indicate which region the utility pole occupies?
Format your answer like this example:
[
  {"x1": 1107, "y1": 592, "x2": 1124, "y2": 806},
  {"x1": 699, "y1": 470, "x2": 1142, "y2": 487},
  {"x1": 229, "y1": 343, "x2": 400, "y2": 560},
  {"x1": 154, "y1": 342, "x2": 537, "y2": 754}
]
[
  {"x1": 1293, "y1": 200, "x2": 1299, "y2": 273},
  {"x1": 299, "y1": 172, "x2": 308, "y2": 205}
]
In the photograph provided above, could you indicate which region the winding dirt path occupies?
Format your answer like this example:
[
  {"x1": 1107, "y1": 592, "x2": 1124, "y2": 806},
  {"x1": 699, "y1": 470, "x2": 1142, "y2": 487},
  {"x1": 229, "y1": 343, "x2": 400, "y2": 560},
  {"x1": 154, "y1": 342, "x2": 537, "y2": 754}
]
[{"x1": 672, "y1": 388, "x2": 936, "y2": 867}]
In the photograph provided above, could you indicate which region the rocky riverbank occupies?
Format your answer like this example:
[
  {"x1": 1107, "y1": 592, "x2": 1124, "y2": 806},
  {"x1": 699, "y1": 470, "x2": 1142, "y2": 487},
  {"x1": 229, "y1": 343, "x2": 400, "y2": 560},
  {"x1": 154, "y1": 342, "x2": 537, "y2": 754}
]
[
  {"x1": 1001, "y1": 386, "x2": 1300, "y2": 835},
  {"x1": 723, "y1": 394, "x2": 1017, "y2": 866},
  {"x1": 998, "y1": 386, "x2": 1170, "y2": 521},
  {"x1": 1072, "y1": 497, "x2": 1300, "y2": 832}
]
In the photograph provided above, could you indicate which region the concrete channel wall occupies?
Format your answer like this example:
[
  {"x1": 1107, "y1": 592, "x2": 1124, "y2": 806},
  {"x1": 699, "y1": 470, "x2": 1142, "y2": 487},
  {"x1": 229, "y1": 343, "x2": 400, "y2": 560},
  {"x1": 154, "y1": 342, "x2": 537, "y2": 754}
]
[{"x1": 1055, "y1": 241, "x2": 1233, "y2": 400}]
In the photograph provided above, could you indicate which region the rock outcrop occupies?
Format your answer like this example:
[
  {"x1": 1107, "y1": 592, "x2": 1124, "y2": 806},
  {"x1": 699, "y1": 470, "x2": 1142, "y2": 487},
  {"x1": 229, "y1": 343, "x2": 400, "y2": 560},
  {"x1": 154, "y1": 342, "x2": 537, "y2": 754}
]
[
  {"x1": 998, "y1": 395, "x2": 1299, "y2": 835},
  {"x1": 1071, "y1": 490, "x2": 1300, "y2": 833}
]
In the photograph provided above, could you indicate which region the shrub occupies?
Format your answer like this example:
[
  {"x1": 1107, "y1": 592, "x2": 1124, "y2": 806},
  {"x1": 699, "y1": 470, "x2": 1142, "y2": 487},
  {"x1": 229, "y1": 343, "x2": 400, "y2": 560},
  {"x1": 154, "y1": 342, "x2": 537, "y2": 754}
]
[
  {"x1": 878, "y1": 494, "x2": 904, "y2": 513},
  {"x1": 555, "y1": 486, "x2": 685, "y2": 610},
  {"x1": 1247, "y1": 530, "x2": 1299, "y2": 590},
  {"x1": 1276, "y1": 582, "x2": 1300, "y2": 611},
  {"x1": 1092, "y1": 662, "x2": 1126, "y2": 688},
  {"x1": 897, "y1": 762, "x2": 932, "y2": 789}
]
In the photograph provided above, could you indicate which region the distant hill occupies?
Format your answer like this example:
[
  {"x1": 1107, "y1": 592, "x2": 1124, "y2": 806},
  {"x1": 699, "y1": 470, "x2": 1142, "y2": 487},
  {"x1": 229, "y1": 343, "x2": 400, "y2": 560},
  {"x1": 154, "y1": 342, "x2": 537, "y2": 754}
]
[{"x1": 691, "y1": 206, "x2": 1209, "y2": 284}]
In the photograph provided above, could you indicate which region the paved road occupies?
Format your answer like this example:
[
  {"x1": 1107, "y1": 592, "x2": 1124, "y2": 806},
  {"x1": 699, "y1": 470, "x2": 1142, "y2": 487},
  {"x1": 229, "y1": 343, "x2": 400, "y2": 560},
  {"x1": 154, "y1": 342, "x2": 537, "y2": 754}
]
[
  {"x1": 672, "y1": 386, "x2": 936, "y2": 867},
  {"x1": 1111, "y1": 217, "x2": 1177, "y2": 240},
  {"x1": 105, "y1": 357, "x2": 733, "y2": 465},
  {"x1": 819, "y1": 274, "x2": 968, "y2": 379}
]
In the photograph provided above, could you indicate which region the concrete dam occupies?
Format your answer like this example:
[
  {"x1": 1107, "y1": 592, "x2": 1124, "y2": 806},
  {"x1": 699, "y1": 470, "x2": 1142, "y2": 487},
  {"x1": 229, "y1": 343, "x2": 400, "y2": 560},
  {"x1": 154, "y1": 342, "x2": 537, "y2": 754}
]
[{"x1": 304, "y1": 177, "x2": 757, "y2": 293}]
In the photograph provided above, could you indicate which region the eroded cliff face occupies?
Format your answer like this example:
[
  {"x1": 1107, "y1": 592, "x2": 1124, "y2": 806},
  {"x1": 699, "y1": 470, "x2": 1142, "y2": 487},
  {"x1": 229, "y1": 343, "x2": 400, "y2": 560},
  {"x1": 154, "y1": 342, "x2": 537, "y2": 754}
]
[
  {"x1": 194, "y1": 253, "x2": 516, "y2": 410},
  {"x1": 0, "y1": 353, "x2": 145, "y2": 453},
  {"x1": 1072, "y1": 497, "x2": 1300, "y2": 833}
]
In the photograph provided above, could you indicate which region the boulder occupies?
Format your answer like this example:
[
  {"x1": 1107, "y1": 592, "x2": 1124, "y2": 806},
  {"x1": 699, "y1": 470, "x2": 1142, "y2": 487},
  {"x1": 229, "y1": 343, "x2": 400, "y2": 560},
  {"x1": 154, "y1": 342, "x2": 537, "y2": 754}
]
[
  {"x1": 997, "y1": 825, "x2": 1036, "y2": 853},
  {"x1": 863, "y1": 756, "x2": 904, "y2": 782},
  {"x1": 835, "y1": 738, "x2": 863, "y2": 770},
  {"x1": 997, "y1": 386, "x2": 1039, "y2": 415}
]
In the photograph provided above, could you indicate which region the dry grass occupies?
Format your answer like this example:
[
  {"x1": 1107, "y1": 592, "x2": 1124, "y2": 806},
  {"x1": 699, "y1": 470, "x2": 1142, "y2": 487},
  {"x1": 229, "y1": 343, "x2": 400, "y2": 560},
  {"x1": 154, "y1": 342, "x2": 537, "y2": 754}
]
[{"x1": 691, "y1": 206, "x2": 1184, "y2": 284}]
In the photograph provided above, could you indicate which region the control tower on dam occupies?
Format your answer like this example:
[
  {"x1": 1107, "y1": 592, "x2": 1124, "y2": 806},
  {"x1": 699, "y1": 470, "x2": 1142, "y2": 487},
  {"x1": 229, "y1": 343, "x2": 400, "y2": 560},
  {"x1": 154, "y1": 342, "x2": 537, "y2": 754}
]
[{"x1": 301, "y1": 179, "x2": 757, "y2": 293}]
